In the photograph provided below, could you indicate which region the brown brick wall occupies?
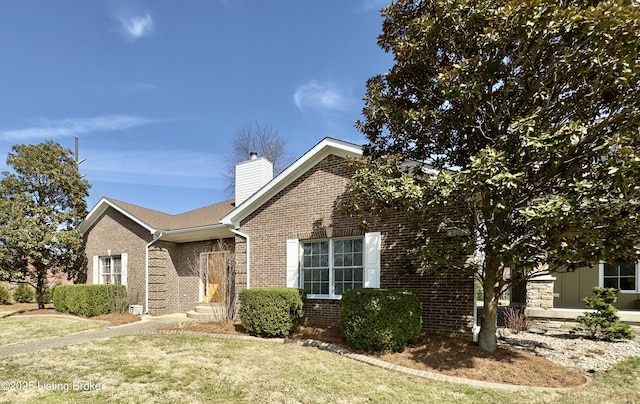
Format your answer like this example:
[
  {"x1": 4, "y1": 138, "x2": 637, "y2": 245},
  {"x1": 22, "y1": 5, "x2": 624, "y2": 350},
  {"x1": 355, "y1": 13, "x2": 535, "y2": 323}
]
[
  {"x1": 236, "y1": 154, "x2": 475, "y2": 337},
  {"x1": 84, "y1": 208, "x2": 150, "y2": 309},
  {"x1": 84, "y1": 207, "x2": 235, "y2": 316}
]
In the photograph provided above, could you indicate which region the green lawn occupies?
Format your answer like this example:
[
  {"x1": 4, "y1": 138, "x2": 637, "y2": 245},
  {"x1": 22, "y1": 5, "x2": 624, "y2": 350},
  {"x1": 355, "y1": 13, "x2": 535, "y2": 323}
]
[
  {"x1": 0, "y1": 317, "x2": 103, "y2": 346},
  {"x1": 0, "y1": 332, "x2": 638, "y2": 403}
]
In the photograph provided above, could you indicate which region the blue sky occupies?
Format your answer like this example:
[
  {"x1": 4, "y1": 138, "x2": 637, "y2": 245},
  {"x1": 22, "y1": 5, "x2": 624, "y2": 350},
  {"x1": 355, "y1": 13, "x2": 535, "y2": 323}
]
[{"x1": 0, "y1": 0, "x2": 393, "y2": 214}]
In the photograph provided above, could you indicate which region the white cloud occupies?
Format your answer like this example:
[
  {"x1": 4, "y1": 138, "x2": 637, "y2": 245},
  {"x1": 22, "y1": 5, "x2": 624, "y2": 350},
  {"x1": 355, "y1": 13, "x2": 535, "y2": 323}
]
[
  {"x1": 82, "y1": 149, "x2": 225, "y2": 190},
  {"x1": 113, "y1": 10, "x2": 154, "y2": 40},
  {"x1": 133, "y1": 82, "x2": 157, "y2": 91},
  {"x1": 293, "y1": 80, "x2": 352, "y2": 112},
  {"x1": 0, "y1": 115, "x2": 154, "y2": 142}
]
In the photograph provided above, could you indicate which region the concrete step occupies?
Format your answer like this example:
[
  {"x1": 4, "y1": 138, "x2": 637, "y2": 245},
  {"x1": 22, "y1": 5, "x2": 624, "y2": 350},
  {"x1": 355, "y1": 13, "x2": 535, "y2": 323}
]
[{"x1": 187, "y1": 303, "x2": 228, "y2": 322}]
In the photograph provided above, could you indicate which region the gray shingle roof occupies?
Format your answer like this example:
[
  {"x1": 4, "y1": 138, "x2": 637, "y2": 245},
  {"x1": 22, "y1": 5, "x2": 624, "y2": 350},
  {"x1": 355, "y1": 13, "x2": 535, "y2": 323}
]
[{"x1": 104, "y1": 197, "x2": 235, "y2": 231}]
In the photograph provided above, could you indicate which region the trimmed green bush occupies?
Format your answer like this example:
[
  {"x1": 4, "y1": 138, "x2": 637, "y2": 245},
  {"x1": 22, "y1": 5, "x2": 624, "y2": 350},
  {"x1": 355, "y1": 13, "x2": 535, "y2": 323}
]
[
  {"x1": 53, "y1": 284, "x2": 127, "y2": 317},
  {"x1": 239, "y1": 287, "x2": 305, "y2": 337},
  {"x1": 0, "y1": 284, "x2": 10, "y2": 305},
  {"x1": 42, "y1": 283, "x2": 58, "y2": 304},
  {"x1": 339, "y1": 288, "x2": 422, "y2": 352},
  {"x1": 13, "y1": 284, "x2": 35, "y2": 303},
  {"x1": 575, "y1": 287, "x2": 634, "y2": 341},
  {"x1": 53, "y1": 284, "x2": 69, "y2": 312}
]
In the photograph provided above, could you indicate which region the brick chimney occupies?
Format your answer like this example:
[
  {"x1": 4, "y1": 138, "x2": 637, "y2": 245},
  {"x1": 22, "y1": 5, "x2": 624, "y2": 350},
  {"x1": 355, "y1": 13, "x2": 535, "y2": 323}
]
[{"x1": 235, "y1": 152, "x2": 273, "y2": 205}]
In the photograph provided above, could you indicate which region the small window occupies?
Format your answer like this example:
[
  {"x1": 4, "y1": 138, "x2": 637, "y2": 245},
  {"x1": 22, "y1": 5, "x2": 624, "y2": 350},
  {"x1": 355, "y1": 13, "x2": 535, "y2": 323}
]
[
  {"x1": 100, "y1": 256, "x2": 122, "y2": 285},
  {"x1": 601, "y1": 262, "x2": 638, "y2": 292}
]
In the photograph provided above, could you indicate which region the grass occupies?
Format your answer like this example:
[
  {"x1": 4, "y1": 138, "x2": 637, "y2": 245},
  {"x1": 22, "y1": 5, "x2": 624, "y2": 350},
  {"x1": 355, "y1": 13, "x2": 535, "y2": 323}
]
[
  {"x1": 0, "y1": 331, "x2": 638, "y2": 403},
  {"x1": 0, "y1": 317, "x2": 103, "y2": 346}
]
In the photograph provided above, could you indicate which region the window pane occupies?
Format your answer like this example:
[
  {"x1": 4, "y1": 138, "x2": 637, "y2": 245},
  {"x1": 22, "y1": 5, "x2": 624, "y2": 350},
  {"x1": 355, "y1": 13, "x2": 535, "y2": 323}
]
[
  {"x1": 113, "y1": 258, "x2": 122, "y2": 273},
  {"x1": 321, "y1": 283, "x2": 329, "y2": 294},
  {"x1": 303, "y1": 256, "x2": 311, "y2": 267},
  {"x1": 603, "y1": 277, "x2": 618, "y2": 289},
  {"x1": 353, "y1": 239, "x2": 362, "y2": 253},
  {"x1": 320, "y1": 242, "x2": 328, "y2": 254},
  {"x1": 620, "y1": 264, "x2": 635, "y2": 277},
  {"x1": 311, "y1": 256, "x2": 319, "y2": 267},
  {"x1": 344, "y1": 254, "x2": 353, "y2": 267},
  {"x1": 335, "y1": 269, "x2": 343, "y2": 281},
  {"x1": 335, "y1": 284, "x2": 344, "y2": 296},
  {"x1": 334, "y1": 254, "x2": 343, "y2": 267},
  {"x1": 334, "y1": 241, "x2": 344, "y2": 254},
  {"x1": 354, "y1": 269, "x2": 363, "y2": 282},
  {"x1": 320, "y1": 255, "x2": 328, "y2": 267},
  {"x1": 620, "y1": 277, "x2": 636, "y2": 291},
  {"x1": 604, "y1": 263, "x2": 618, "y2": 277},
  {"x1": 354, "y1": 253, "x2": 362, "y2": 267}
]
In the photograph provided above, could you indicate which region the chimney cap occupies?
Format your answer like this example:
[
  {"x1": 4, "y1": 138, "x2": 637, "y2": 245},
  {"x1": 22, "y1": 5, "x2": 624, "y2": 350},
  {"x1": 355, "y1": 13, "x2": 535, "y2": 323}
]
[{"x1": 249, "y1": 151, "x2": 258, "y2": 160}]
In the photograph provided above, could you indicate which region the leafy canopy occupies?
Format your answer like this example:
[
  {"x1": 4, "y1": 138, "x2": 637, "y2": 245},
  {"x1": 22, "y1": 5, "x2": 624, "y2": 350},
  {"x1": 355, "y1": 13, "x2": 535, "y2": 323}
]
[
  {"x1": 355, "y1": 0, "x2": 640, "y2": 274},
  {"x1": 0, "y1": 141, "x2": 90, "y2": 307},
  {"x1": 350, "y1": 0, "x2": 640, "y2": 351}
]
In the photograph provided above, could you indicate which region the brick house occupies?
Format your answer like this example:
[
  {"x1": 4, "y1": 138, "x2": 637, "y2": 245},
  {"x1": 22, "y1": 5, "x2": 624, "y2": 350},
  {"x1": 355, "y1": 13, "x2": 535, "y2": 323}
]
[
  {"x1": 80, "y1": 138, "x2": 475, "y2": 336},
  {"x1": 79, "y1": 198, "x2": 236, "y2": 315}
]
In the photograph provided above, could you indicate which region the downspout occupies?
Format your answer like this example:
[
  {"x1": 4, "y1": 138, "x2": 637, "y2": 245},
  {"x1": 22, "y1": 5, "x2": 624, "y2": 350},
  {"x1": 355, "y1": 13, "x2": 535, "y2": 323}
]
[
  {"x1": 145, "y1": 231, "x2": 163, "y2": 314},
  {"x1": 229, "y1": 228, "x2": 250, "y2": 290}
]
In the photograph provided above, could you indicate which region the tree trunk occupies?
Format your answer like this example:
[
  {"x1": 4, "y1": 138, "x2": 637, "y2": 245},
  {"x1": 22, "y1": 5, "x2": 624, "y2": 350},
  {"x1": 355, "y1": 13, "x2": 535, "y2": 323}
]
[
  {"x1": 478, "y1": 256, "x2": 500, "y2": 352},
  {"x1": 478, "y1": 284, "x2": 498, "y2": 352},
  {"x1": 35, "y1": 276, "x2": 45, "y2": 310}
]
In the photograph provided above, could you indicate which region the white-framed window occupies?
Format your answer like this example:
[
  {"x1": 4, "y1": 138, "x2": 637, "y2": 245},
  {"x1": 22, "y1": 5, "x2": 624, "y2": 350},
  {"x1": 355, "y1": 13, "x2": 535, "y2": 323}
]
[
  {"x1": 286, "y1": 232, "x2": 380, "y2": 299},
  {"x1": 92, "y1": 253, "x2": 128, "y2": 286},
  {"x1": 100, "y1": 256, "x2": 122, "y2": 285},
  {"x1": 599, "y1": 262, "x2": 639, "y2": 293}
]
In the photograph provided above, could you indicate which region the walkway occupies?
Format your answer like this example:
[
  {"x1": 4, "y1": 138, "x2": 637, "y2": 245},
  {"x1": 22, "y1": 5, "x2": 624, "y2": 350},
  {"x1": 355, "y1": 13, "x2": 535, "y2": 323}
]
[{"x1": 0, "y1": 313, "x2": 189, "y2": 358}]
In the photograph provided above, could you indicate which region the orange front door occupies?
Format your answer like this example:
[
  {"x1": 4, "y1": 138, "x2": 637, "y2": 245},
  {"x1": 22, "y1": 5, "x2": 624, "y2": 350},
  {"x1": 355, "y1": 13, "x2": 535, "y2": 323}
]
[{"x1": 200, "y1": 252, "x2": 229, "y2": 303}]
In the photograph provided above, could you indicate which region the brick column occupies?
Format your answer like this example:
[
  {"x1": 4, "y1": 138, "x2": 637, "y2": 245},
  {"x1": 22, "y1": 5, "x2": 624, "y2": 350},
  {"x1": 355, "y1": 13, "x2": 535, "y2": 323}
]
[{"x1": 526, "y1": 274, "x2": 556, "y2": 309}]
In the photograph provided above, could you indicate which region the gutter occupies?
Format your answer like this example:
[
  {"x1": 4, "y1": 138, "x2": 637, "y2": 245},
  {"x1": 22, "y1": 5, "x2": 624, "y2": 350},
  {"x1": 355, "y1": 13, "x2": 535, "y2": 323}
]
[
  {"x1": 229, "y1": 228, "x2": 251, "y2": 290},
  {"x1": 145, "y1": 231, "x2": 163, "y2": 314}
]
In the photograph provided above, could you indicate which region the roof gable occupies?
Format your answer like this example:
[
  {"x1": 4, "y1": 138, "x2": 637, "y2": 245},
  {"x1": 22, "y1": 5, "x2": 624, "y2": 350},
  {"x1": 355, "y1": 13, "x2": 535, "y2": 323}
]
[
  {"x1": 79, "y1": 197, "x2": 235, "y2": 240},
  {"x1": 221, "y1": 137, "x2": 362, "y2": 228}
]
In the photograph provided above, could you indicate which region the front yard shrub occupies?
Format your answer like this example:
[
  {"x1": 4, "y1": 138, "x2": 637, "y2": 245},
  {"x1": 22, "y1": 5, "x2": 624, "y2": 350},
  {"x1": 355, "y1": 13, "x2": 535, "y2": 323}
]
[
  {"x1": 339, "y1": 288, "x2": 422, "y2": 352},
  {"x1": 0, "y1": 284, "x2": 10, "y2": 305},
  {"x1": 575, "y1": 287, "x2": 634, "y2": 341},
  {"x1": 53, "y1": 284, "x2": 69, "y2": 312},
  {"x1": 239, "y1": 287, "x2": 305, "y2": 337},
  {"x1": 42, "y1": 283, "x2": 58, "y2": 304},
  {"x1": 12, "y1": 284, "x2": 35, "y2": 303},
  {"x1": 53, "y1": 284, "x2": 127, "y2": 317}
]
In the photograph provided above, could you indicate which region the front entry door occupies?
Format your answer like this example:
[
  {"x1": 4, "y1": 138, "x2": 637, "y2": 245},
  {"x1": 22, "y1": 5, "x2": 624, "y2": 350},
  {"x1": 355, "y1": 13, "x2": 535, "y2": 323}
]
[{"x1": 200, "y1": 252, "x2": 229, "y2": 303}]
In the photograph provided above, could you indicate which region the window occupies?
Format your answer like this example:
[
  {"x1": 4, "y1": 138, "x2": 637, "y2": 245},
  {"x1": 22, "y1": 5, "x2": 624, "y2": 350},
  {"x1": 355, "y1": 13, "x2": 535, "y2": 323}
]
[
  {"x1": 92, "y1": 253, "x2": 127, "y2": 286},
  {"x1": 100, "y1": 256, "x2": 122, "y2": 285},
  {"x1": 301, "y1": 238, "x2": 364, "y2": 298},
  {"x1": 600, "y1": 262, "x2": 639, "y2": 293}
]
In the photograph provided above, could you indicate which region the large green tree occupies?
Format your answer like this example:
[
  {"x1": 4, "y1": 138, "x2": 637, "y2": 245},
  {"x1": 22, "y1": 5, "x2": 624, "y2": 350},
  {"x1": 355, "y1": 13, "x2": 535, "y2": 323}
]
[
  {"x1": 0, "y1": 141, "x2": 90, "y2": 308},
  {"x1": 351, "y1": 0, "x2": 640, "y2": 351}
]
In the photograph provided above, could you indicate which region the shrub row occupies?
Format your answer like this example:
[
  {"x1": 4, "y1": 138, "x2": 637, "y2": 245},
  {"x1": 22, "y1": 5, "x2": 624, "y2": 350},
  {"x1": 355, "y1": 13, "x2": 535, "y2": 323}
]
[
  {"x1": 339, "y1": 288, "x2": 422, "y2": 352},
  {"x1": 239, "y1": 287, "x2": 305, "y2": 337},
  {"x1": 0, "y1": 284, "x2": 9, "y2": 305},
  {"x1": 53, "y1": 284, "x2": 127, "y2": 317},
  {"x1": 0, "y1": 283, "x2": 58, "y2": 305}
]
